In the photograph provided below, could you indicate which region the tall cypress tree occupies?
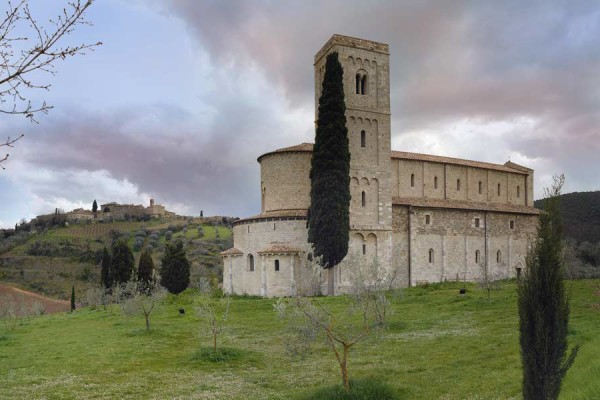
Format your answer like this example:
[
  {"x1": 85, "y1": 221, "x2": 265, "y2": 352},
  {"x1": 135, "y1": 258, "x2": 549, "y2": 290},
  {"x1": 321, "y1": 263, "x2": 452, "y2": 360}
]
[
  {"x1": 160, "y1": 240, "x2": 190, "y2": 294},
  {"x1": 70, "y1": 285, "x2": 76, "y2": 312},
  {"x1": 92, "y1": 200, "x2": 98, "y2": 213},
  {"x1": 137, "y1": 249, "x2": 155, "y2": 291},
  {"x1": 110, "y1": 239, "x2": 134, "y2": 285},
  {"x1": 518, "y1": 175, "x2": 578, "y2": 400},
  {"x1": 308, "y1": 51, "x2": 350, "y2": 275},
  {"x1": 100, "y1": 246, "x2": 111, "y2": 288}
]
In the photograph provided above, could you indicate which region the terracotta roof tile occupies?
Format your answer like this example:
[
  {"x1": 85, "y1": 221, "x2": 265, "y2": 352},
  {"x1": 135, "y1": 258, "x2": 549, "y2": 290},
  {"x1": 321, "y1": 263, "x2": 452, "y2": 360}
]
[
  {"x1": 392, "y1": 197, "x2": 541, "y2": 215},
  {"x1": 258, "y1": 143, "x2": 528, "y2": 174},
  {"x1": 258, "y1": 242, "x2": 302, "y2": 254},
  {"x1": 390, "y1": 151, "x2": 527, "y2": 174},
  {"x1": 220, "y1": 247, "x2": 244, "y2": 256},
  {"x1": 234, "y1": 209, "x2": 308, "y2": 225}
]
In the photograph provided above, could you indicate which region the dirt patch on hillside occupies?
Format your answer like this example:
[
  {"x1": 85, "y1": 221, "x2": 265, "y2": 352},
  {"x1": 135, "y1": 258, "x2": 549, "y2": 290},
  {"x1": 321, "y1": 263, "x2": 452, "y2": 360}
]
[{"x1": 0, "y1": 284, "x2": 70, "y2": 314}]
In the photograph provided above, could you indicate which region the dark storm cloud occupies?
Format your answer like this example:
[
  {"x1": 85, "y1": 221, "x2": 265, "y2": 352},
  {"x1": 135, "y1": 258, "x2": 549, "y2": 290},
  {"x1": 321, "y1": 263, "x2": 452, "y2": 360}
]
[
  {"x1": 13, "y1": 94, "x2": 290, "y2": 217},
  {"x1": 156, "y1": 0, "x2": 600, "y2": 194}
]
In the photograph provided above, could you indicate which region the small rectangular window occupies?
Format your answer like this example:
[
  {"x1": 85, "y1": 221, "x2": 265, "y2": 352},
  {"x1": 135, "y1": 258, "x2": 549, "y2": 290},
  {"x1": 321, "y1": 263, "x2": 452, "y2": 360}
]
[
  {"x1": 274, "y1": 259, "x2": 280, "y2": 272},
  {"x1": 362, "y1": 244, "x2": 366, "y2": 255},
  {"x1": 475, "y1": 218, "x2": 480, "y2": 228},
  {"x1": 425, "y1": 215, "x2": 431, "y2": 225},
  {"x1": 510, "y1": 220, "x2": 515, "y2": 230}
]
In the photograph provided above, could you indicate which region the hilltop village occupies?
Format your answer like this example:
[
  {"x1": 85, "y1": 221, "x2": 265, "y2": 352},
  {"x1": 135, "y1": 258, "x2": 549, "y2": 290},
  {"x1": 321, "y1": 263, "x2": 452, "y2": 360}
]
[{"x1": 32, "y1": 199, "x2": 176, "y2": 225}]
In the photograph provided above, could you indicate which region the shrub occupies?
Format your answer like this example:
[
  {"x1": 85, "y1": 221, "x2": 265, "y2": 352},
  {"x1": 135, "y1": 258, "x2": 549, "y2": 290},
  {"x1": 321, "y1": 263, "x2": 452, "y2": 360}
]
[{"x1": 302, "y1": 379, "x2": 400, "y2": 400}]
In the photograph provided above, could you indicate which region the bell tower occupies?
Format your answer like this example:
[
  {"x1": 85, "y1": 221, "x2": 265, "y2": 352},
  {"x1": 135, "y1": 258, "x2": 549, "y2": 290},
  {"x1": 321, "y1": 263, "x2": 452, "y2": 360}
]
[{"x1": 314, "y1": 35, "x2": 393, "y2": 272}]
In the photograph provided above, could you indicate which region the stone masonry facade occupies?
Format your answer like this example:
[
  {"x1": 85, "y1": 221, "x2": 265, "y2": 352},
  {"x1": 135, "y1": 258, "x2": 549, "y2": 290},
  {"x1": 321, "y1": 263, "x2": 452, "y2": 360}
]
[{"x1": 222, "y1": 34, "x2": 539, "y2": 297}]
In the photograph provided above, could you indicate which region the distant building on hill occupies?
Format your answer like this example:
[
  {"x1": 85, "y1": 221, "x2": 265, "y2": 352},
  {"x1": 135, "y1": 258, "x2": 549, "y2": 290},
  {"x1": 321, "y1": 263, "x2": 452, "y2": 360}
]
[
  {"x1": 33, "y1": 199, "x2": 175, "y2": 225},
  {"x1": 99, "y1": 199, "x2": 175, "y2": 220}
]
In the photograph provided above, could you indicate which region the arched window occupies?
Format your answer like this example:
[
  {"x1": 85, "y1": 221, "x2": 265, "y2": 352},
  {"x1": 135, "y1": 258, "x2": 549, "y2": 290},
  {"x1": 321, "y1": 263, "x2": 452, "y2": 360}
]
[
  {"x1": 274, "y1": 259, "x2": 280, "y2": 272},
  {"x1": 360, "y1": 130, "x2": 366, "y2": 147},
  {"x1": 457, "y1": 178, "x2": 461, "y2": 191},
  {"x1": 411, "y1": 174, "x2": 415, "y2": 187},
  {"x1": 362, "y1": 244, "x2": 366, "y2": 255},
  {"x1": 355, "y1": 74, "x2": 361, "y2": 94},
  {"x1": 475, "y1": 250, "x2": 480, "y2": 264},
  {"x1": 478, "y1": 181, "x2": 483, "y2": 195},
  {"x1": 497, "y1": 250, "x2": 502, "y2": 263},
  {"x1": 429, "y1": 249, "x2": 434, "y2": 264},
  {"x1": 434, "y1": 176, "x2": 438, "y2": 189},
  {"x1": 361, "y1": 191, "x2": 366, "y2": 207},
  {"x1": 497, "y1": 183, "x2": 501, "y2": 196},
  {"x1": 361, "y1": 74, "x2": 367, "y2": 95},
  {"x1": 517, "y1": 185, "x2": 521, "y2": 198},
  {"x1": 247, "y1": 254, "x2": 254, "y2": 272}
]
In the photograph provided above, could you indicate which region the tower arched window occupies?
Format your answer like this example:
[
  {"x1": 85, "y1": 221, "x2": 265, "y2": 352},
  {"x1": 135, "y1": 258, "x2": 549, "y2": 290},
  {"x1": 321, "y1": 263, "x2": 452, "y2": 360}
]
[
  {"x1": 361, "y1": 74, "x2": 367, "y2": 95},
  {"x1": 497, "y1": 250, "x2": 502, "y2": 263},
  {"x1": 411, "y1": 174, "x2": 415, "y2": 188},
  {"x1": 498, "y1": 183, "x2": 501, "y2": 196},
  {"x1": 274, "y1": 259, "x2": 280, "y2": 272},
  {"x1": 429, "y1": 249, "x2": 434, "y2": 264},
  {"x1": 434, "y1": 176, "x2": 438, "y2": 189},
  {"x1": 478, "y1": 181, "x2": 483, "y2": 195},
  {"x1": 517, "y1": 185, "x2": 521, "y2": 198},
  {"x1": 355, "y1": 73, "x2": 361, "y2": 94},
  {"x1": 361, "y1": 191, "x2": 366, "y2": 207},
  {"x1": 475, "y1": 250, "x2": 480, "y2": 264},
  {"x1": 457, "y1": 179, "x2": 461, "y2": 191},
  {"x1": 247, "y1": 254, "x2": 254, "y2": 272},
  {"x1": 360, "y1": 130, "x2": 366, "y2": 148}
]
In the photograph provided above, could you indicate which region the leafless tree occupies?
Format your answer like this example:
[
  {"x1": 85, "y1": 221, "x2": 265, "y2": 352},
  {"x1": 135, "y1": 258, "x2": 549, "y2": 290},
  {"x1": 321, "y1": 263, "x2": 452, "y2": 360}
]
[
  {"x1": 346, "y1": 255, "x2": 397, "y2": 327},
  {"x1": 478, "y1": 263, "x2": 502, "y2": 301},
  {"x1": 0, "y1": 0, "x2": 101, "y2": 169},
  {"x1": 275, "y1": 255, "x2": 394, "y2": 392},
  {"x1": 196, "y1": 294, "x2": 231, "y2": 353},
  {"x1": 114, "y1": 280, "x2": 167, "y2": 331}
]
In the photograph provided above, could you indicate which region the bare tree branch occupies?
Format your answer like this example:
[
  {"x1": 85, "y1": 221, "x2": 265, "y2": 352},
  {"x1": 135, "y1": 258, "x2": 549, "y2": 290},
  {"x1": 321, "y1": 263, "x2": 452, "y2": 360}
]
[
  {"x1": 0, "y1": 0, "x2": 100, "y2": 169},
  {"x1": 0, "y1": 133, "x2": 23, "y2": 169}
]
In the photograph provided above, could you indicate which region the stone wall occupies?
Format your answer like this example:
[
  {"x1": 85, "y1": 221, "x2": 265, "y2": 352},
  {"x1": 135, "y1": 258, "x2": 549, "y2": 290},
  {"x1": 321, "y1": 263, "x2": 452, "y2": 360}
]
[
  {"x1": 226, "y1": 218, "x2": 311, "y2": 297},
  {"x1": 260, "y1": 152, "x2": 311, "y2": 213},
  {"x1": 392, "y1": 159, "x2": 529, "y2": 206},
  {"x1": 392, "y1": 205, "x2": 537, "y2": 286}
]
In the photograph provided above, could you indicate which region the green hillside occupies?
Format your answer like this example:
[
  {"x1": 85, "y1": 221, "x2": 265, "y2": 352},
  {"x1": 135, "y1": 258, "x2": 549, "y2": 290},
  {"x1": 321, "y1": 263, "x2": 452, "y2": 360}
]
[
  {"x1": 1, "y1": 281, "x2": 598, "y2": 399},
  {"x1": 0, "y1": 218, "x2": 232, "y2": 299},
  {"x1": 535, "y1": 191, "x2": 600, "y2": 243}
]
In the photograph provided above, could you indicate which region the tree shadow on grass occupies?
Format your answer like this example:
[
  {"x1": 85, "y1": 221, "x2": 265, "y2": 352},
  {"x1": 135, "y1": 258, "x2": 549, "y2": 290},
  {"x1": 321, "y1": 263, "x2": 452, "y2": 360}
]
[
  {"x1": 298, "y1": 378, "x2": 410, "y2": 400},
  {"x1": 188, "y1": 346, "x2": 262, "y2": 365}
]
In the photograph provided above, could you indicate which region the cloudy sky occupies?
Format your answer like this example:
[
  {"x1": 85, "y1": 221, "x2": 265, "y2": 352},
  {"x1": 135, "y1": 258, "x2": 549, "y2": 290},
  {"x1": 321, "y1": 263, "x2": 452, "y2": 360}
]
[{"x1": 1, "y1": 0, "x2": 599, "y2": 228}]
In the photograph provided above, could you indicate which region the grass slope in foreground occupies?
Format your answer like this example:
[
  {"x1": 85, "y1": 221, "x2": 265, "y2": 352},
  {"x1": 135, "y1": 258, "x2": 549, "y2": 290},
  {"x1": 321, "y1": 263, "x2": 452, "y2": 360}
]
[{"x1": 0, "y1": 280, "x2": 598, "y2": 399}]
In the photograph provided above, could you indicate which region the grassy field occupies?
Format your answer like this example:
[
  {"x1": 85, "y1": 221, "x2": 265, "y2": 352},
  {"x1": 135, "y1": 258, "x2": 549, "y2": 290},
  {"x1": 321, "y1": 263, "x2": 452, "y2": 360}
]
[{"x1": 1, "y1": 280, "x2": 598, "y2": 399}]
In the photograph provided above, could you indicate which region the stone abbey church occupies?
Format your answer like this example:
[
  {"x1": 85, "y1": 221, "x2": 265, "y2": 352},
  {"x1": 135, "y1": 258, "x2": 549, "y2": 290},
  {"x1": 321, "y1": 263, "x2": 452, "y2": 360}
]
[{"x1": 221, "y1": 35, "x2": 539, "y2": 297}]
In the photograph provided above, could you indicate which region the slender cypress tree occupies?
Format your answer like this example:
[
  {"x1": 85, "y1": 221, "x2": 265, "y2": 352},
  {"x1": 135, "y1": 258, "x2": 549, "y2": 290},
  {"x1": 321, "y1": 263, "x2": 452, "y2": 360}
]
[
  {"x1": 100, "y1": 246, "x2": 111, "y2": 288},
  {"x1": 70, "y1": 285, "x2": 76, "y2": 312},
  {"x1": 308, "y1": 51, "x2": 350, "y2": 272},
  {"x1": 92, "y1": 200, "x2": 98, "y2": 213},
  {"x1": 518, "y1": 175, "x2": 578, "y2": 400},
  {"x1": 137, "y1": 249, "x2": 155, "y2": 291},
  {"x1": 160, "y1": 240, "x2": 190, "y2": 294},
  {"x1": 110, "y1": 239, "x2": 134, "y2": 285}
]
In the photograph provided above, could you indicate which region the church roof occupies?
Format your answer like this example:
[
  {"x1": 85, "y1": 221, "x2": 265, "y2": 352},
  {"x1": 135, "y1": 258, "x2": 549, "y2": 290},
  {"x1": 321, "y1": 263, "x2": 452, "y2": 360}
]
[
  {"x1": 258, "y1": 143, "x2": 529, "y2": 175},
  {"x1": 392, "y1": 197, "x2": 541, "y2": 215},
  {"x1": 220, "y1": 247, "x2": 243, "y2": 256},
  {"x1": 390, "y1": 150, "x2": 527, "y2": 174},
  {"x1": 233, "y1": 209, "x2": 308, "y2": 225},
  {"x1": 258, "y1": 242, "x2": 302, "y2": 254}
]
